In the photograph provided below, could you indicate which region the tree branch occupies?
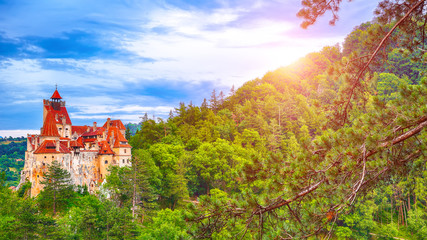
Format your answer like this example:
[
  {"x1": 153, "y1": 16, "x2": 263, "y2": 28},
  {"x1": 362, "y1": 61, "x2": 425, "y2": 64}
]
[
  {"x1": 255, "y1": 115, "x2": 426, "y2": 215},
  {"x1": 341, "y1": 0, "x2": 426, "y2": 124}
]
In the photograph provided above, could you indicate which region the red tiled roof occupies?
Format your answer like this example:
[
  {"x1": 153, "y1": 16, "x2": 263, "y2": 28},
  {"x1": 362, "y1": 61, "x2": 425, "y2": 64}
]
[
  {"x1": 34, "y1": 140, "x2": 57, "y2": 154},
  {"x1": 34, "y1": 140, "x2": 71, "y2": 154},
  {"x1": 72, "y1": 126, "x2": 88, "y2": 136},
  {"x1": 103, "y1": 119, "x2": 126, "y2": 130},
  {"x1": 59, "y1": 142, "x2": 71, "y2": 153},
  {"x1": 98, "y1": 141, "x2": 114, "y2": 155},
  {"x1": 28, "y1": 135, "x2": 36, "y2": 149},
  {"x1": 82, "y1": 127, "x2": 105, "y2": 137},
  {"x1": 41, "y1": 112, "x2": 60, "y2": 137},
  {"x1": 107, "y1": 127, "x2": 131, "y2": 148},
  {"x1": 70, "y1": 139, "x2": 84, "y2": 148},
  {"x1": 45, "y1": 105, "x2": 72, "y2": 125},
  {"x1": 51, "y1": 89, "x2": 62, "y2": 99},
  {"x1": 83, "y1": 138, "x2": 97, "y2": 143}
]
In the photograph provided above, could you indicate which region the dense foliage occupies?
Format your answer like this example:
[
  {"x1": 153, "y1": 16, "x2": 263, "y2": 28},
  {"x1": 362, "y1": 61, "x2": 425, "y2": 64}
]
[
  {"x1": 0, "y1": 139, "x2": 26, "y2": 186},
  {"x1": 0, "y1": 0, "x2": 426, "y2": 238}
]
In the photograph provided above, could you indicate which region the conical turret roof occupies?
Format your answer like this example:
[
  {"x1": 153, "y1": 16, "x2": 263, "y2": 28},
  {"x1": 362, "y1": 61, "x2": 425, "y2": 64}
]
[{"x1": 51, "y1": 89, "x2": 62, "y2": 99}]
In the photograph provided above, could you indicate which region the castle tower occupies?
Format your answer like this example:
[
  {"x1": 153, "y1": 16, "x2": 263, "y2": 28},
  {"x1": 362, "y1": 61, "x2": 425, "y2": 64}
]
[
  {"x1": 43, "y1": 88, "x2": 72, "y2": 138},
  {"x1": 20, "y1": 87, "x2": 131, "y2": 197}
]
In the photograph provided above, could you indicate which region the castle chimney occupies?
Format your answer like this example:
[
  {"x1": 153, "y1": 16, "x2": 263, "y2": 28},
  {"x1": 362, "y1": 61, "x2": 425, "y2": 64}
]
[
  {"x1": 27, "y1": 135, "x2": 32, "y2": 151},
  {"x1": 106, "y1": 118, "x2": 111, "y2": 130},
  {"x1": 93, "y1": 122, "x2": 97, "y2": 132},
  {"x1": 111, "y1": 132, "x2": 115, "y2": 146},
  {"x1": 87, "y1": 125, "x2": 90, "y2": 132}
]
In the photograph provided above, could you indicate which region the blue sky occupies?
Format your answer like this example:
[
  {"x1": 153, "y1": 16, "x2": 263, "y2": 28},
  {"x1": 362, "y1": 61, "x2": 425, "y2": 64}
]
[{"x1": 0, "y1": 0, "x2": 378, "y2": 137}]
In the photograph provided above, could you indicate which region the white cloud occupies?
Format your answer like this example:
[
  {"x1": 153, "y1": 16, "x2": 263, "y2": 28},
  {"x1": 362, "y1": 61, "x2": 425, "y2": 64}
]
[
  {"x1": 123, "y1": 6, "x2": 343, "y2": 87},
  {"x1": 0, "y1": 130, "x2": 39, "y2": 138},
  {"x1": 12, "y1": 99, "x2": 40, "y2": 105},
  {"x1": 0, "y1": 0, "x2": 379, "y2": 130}
]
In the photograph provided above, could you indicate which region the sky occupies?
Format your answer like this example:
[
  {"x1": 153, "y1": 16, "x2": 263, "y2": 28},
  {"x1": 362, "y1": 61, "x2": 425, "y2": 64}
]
[{"x1": 0, "y1": 0, "x2": 379, "y2": 137}]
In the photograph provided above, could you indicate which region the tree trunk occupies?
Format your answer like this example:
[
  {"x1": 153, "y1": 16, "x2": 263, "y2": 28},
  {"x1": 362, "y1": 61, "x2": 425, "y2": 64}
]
[
  {"x1": 408, "y1": 194, "x2": 411, "y2": 211},
  {"x1": 403, "y1": 202, "x2": 408, "y2": 226},
  {"x1": 397, "y1": 204, "x2": 400, "y2": 229}
]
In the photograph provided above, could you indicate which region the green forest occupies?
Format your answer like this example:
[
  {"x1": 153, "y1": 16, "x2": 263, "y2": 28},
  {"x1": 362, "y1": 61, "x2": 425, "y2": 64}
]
[
  {"x1": 0, "y1": 137, "x2": 26, "y2": 186},
  {"x1": 0, "y1": 0, "x2": 426, "y2": 239}
]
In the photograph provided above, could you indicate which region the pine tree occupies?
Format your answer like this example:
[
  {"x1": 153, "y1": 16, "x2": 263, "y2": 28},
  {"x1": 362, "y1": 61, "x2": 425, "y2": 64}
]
[
  {"x1": 230, "y1": 84, "x2": 235, "y2": 96},
  {"x1": 131, "y1": 151, "x2": 157, "y2": 218},
  {"x1": 125, "y1": 126, "x2": 131, "y2": 140},
  {"x1": 39, "y1": 160, "x2": 73, "y2": 215},
  {"x1": 169, "y1": 110, "x2": 174, "y2": 119},
  {"x1": 141, "y1": 113, "x2": 148, "y2": 123},
  {"x1": 201, "y1": 98, "x2": 208, "y2": 109},
  {"x1": 218, "y1": 90, "x2": 225, "y2": 106},
  {"x1": 105, "y1": 150, "x2": 157, "y2": 221},
  {"x1": 209, "y1": 89, "x2": 218, "y2": 112}
]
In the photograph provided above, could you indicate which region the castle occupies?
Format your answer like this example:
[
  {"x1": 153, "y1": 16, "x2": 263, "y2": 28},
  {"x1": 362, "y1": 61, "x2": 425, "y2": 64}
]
[{"x1": 20, "y1": 88, "x2": 132, "y2": 197}]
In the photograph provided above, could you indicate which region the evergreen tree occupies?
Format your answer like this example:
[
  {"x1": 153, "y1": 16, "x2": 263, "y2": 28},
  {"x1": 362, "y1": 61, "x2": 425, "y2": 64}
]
[
  {"x1": 105, "y1": 151, "x2": 157, "y2": 217},
  {"x1": 229, "y1": 84, "x2": 235, "y2": 96},
  {"x1": 131, "y1": 150, "x2": 157, "y2": 218},
  {"x1": 125, "y1": 126, "x2": 131, "y2": 140},
  {"x1": 38, "y1": 160, "x2": 73, "y2": 215},
  {"x1": 218, "y1": 90, "x2": 225, "y2": 106},
  {"x1": 169, "y1": 110, "x2": 174, "y2": 119},
  {"x1": 209, "y1": 89, "x2": 218, "y2": 112}
]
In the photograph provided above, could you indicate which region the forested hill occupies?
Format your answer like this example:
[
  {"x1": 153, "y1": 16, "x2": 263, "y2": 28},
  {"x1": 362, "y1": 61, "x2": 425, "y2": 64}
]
[
  {"x1": 0, "y1": 138, "x2": 26, "y2": 186},
  {"x1": 126, "y1": 19, "x2": 426, "y2": 239},
  {"x1": 0, "y1": 11, "x2": 426, "y2": 240}
]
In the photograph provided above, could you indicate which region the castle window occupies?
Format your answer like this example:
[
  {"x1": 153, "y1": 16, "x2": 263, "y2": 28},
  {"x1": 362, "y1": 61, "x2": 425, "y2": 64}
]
[
  {"x1": 105, "y1": 160, "x2": 108, "y2": 164},
  {"x1": 122, "y1": 159, "x2": 125, "y2": 164},
  {"x1": 124, "y1": 149, "x2": 126, "y2": 153},
  {"x1": 44, "y1": 156, "x2": 46, "y2": 159},
  {"x1": 37, "y1": 175, "x2": 39, "y2": 178},
  {"x1": 52, "y1": 156, "x2": 54, "y2": 158},
  {"x1": 59, "y1": 127, "x2": 62, "y2": 132},
  {"x1": 66, "y1": 128, "x2": 68, "y2": 131}
]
